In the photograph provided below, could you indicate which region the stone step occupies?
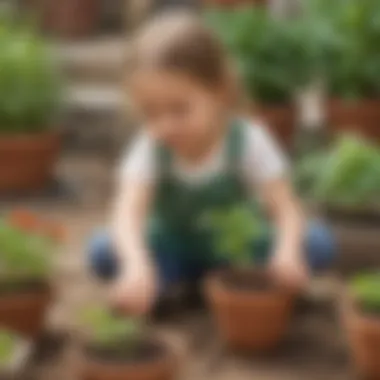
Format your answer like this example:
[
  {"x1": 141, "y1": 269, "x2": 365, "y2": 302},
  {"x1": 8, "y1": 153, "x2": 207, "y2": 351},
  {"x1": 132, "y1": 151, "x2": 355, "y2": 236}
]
[{"x1": 55, "y1": 37, "x2": 130, "y2": 85}]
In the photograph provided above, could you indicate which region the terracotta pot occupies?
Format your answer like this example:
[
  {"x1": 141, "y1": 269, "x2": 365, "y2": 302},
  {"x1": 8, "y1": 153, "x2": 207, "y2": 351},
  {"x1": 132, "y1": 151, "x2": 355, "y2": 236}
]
[
  {"x1": 344, "y1": 293, "x2": 380, "y2": 378},
  {"x1": 81, "y1": 341, "x2": 177, "y2": 380},
  {"x1": 204, "y1": 269, "x2": 295, "y2": 351},
  {"x1": 253, "y1": 103, "x2": 296, "y2": 149},
  {"x1": 25, "y1": 0, "x2": 100, "y2": 39},
  {"x1": 0, "y1": 283, "x2": 51, "y2": 338},
  {"x1": 0, "y1": 132, "x2": 60, "y2": 193},
  {"x1": 327, "y1": 98, "x2": 380, "y2": 143}
]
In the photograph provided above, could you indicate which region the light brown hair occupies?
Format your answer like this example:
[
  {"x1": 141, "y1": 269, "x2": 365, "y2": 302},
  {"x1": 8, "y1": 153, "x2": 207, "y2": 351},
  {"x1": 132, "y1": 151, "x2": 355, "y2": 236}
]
[{"x1": 130, "y1": 11, "x2": 243, "y2": 106}]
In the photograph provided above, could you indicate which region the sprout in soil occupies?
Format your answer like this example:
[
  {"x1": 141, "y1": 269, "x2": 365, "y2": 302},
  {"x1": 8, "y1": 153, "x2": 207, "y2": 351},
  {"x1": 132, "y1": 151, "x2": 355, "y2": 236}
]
[
  {"x1": 79, "y1": 307, "x2": 143, "y2": 351},
  {"x1": 350, "y1": 272, "x2": 380, "y2": 315},
  {"x1": 0, "y1": 330, "x2": 18, "y2": 367},
  {"x1": 200, "y1": 205, "x2": 268, "y2": 267}
]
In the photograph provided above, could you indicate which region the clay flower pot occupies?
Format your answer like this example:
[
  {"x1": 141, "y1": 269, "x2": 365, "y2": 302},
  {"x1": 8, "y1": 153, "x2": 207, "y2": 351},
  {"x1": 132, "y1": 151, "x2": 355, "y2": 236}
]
[
  {"x1": 343, "y1": 291, "x2": 380, "y2": 378},
  {"x1": 204, "y1": 268, "x2": 295, "y2": 351},
  {"x1": 327, "y1": 98, "x2": 380, "y2": 143},
  {"x1": 253, "y1": 103, "x2": 297, "y2": 149},
  {"x1": 0, "y1": 132, "x2": 60, "y2": 193},
  {"x1": 42, "y1": 0, "x2": 100, "y2": 39},
  {"x1": 80, "y1": 339, "x2": 177, "y2": 380},
  {"x1": 0, "y1": 281, "x2": 51, "y2": 338}
]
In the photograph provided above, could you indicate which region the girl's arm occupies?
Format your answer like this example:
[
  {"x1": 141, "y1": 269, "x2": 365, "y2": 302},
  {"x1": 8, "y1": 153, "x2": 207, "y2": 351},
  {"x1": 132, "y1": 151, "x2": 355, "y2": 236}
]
[{"x1": 260, "y1": 178, "x2": 308, "y2": 289}]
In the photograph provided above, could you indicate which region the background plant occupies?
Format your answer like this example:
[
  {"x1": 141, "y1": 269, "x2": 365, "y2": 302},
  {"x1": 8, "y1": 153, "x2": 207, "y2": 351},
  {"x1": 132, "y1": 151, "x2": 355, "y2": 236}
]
[
  {"x1": 204, "y1": 6, "x2": 334, "y2": 104},
  {"x1": 80, "y1": 307, "x2": 143, "y2": 349},
  {"x1": 0, "y1": 16, "x2": 62, "y2": 133},
  {"x1": 350, "y1": 272, "x2": 380, "y2": 313},
  {"x1": 294, "y1": 134, "x2": 380, "y2": 206}
]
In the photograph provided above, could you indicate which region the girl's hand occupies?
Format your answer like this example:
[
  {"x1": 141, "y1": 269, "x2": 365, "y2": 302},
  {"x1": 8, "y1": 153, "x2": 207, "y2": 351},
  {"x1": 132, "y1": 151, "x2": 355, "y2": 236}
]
[
  {"x1": 110, "y1": 261, "x2": 158, "y2": 316},
  {"x1": 270, "y1": 251, "x2": 309, "y2": 291}
]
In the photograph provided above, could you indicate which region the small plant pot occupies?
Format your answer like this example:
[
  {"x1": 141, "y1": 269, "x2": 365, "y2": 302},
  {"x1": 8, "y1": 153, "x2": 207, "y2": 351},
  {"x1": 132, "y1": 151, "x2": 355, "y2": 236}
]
[
  {"x1": 0, "y1": 280, "x2": 51, "y2": 338},
  {"x1": 0, "y1": 132, "x2": 60, "y2": 194},
  {"x1": 204, "y1": 268, "x2": 295, "y2": 352},
  {"x1": 80, "y1": 338, "x2": 177, "y2": 380},
  {"x1": 252, "y1": 103, "x2": 296, "y2": 149},
  {"x1": 344, "y1": 292, "x2": 380, "y2": 378},
  {"x1": 327, "y1": 98, "x2": 380, "y2": 143}
]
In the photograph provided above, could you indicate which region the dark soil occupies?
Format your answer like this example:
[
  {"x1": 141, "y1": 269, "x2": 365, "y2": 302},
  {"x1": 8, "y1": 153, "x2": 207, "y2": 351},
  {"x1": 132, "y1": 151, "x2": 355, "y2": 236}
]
[
  {"x1": 0, "y1": 279, "x2": 48, "y2": 296},
  {"x1": 219, "y1": 270, "x2": 276, "y2": 292},
  {"x1": 85, "y1": 339, "x2": 168, "y2": 365},
  {"x1": 357, "y1": 302, "x2": 380, "y2": 319}
]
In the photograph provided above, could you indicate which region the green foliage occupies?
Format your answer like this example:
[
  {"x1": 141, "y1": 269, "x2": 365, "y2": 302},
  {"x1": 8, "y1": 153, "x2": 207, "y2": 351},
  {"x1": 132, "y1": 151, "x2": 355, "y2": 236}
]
[
  {"x1": 294, "y1": 134, "x2": 380, "y2": 206},
  {"x1": 0, "y1": 220, "x2": 54, "y2": 281},
  {"x1": 80, "y1": 307, "x2": 142, "y2": 348},
  {"x1": 350, "y1": 273, "x2": 380, "y2": 313},
  {"x1": 0, "y1": 17, "x2": 62, "y2": 133},
  {"x1": 0, "y1": 330, "x2": 17, "y2": 367},
  {"x1": 305, "y1": 0, "x2": 380, "y2": 99},
  {"x1": 204, "y1": 6, "x2": 334, "y2": 104},
  {"x1": 201, "y1": 205, "x2": 266, "y2": 267}
]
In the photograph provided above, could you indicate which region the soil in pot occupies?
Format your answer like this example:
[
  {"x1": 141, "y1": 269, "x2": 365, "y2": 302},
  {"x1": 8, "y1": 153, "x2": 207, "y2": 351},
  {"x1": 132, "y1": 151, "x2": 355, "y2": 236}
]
[
  {"x1": 328, "y1": 99, "x2": 380, "y2": 143},
  {"x1": 0, "y1": 279, "x2": 51, "y2": 338},
  {"x1": 253, "y1": 103, "x2": 296, "y2": 149},
  {"x1": 82, "y1": 338, "x2": 176, "y2": 380},
  {"x1": 0, "y1": 132, "x2": 60, "y2": 194},
  {"x1": 345, "y1": 299, "x2": 380, "y2": 379},
  {"x1": 205, "y1": 269, "x2": 295, "y2": 352}
]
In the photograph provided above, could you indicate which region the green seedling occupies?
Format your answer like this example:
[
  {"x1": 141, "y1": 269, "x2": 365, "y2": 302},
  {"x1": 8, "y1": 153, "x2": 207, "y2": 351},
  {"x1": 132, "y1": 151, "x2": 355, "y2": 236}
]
[
  {"x1": 350, "y1": 272, "x2": 380, "y2": 314},
  {"x1": 80, "y1": 307, "x2": 143, "y2": 349},
  {"x1": 200, "y1": 205, "x2": 267, "y2": 267},
  {"x1": 0, "y1": 330, "x2": 18, "y2": 367}
]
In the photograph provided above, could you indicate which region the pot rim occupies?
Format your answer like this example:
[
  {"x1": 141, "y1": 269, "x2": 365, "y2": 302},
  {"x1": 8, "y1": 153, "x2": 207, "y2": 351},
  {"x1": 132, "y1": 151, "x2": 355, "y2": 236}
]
[
  {"x1": 0, "y1": 130, "x2": 60, "y2": 141},
  {"x1": 204, "y1": 267, "x2": 296, "y2": 301},
  {"x1": 82, "y1": 338, "x2": 176, "y2": 373}
]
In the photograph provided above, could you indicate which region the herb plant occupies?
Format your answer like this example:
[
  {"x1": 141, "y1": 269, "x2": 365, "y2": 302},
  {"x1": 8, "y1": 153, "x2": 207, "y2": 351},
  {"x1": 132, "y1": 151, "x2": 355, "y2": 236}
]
[
  {"x1": 350, "y1": 272, "x2": 380, "y2": 314},
  {"x1": 80, "y1": 307, "x2": 143, "y2": 349},
  {"x1": 201, "y1": 205, "x2": 267, "y2": 267},
  {"x1": 204, "y1": 6, "x2": 333, "y2": 104},
  {"x1": 0, "y1": 330, "x2": 17, "y2": 367},
  {"x1": 0, "y1": 17, "x2": 62, "y2": 133},
  {"x1": 294, "y1": 134, "x2": 380, "y2": 206}
]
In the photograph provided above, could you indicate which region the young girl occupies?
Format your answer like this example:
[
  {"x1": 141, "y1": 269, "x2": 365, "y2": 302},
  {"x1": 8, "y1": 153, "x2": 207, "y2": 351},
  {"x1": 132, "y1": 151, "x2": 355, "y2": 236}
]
[{"x1": 89, "y1": 12, "x2": 335, "y2": 316}]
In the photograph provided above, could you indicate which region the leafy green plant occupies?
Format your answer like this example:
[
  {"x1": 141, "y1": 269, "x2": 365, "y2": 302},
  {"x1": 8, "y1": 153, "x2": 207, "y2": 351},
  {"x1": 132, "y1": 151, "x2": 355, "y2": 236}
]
[
  {"x1": 80, "y1": 307, "x2": 143, "y2": 349},
  {"x1": 350, "y1": 272, "x2": 380, "y2": 313},
  {"x1": 204, "y1": 6, "x2": 333, "y2": 104},
  {"x1": 294, "y1": 134, "x2": 380, "y2": 206},
  {"x1": 0, "y1": 330, "x2": 18, "y2": 367},
  {"x1": 201, "y1": 205, "x2": 267, "y2": 267},
  {"x1": 305, "y1": 0, "x2": 380, "y2": 99},
  {"x1": 0, "y1": 17, "x2": 62, "y2": 133},
  {"x1": 0, "y1": 219, "x2": 57, "y2": 282}
]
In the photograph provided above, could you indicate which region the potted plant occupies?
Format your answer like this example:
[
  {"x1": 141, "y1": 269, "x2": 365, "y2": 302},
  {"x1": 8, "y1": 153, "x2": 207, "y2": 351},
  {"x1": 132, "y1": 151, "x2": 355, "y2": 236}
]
[
  {"x1": 78, "y1": 306, "x2": 177, "y2": 380},
  {"x1": 0, "y1": 210, "x2": 63, "y2": 337},
  {"x1": 344, "y1": 272, "x2": 380, "y2": 378},
  {"x1": 205, "y1": 6, "x2": 330, "y2": 147},
  {"x1": 294, "y1": 133, "x2": 380, "y2": 220},
  {"x1": 313, "y1": 0, "x2": 380, "y2": 141},
  {"x1": 0, "y1": 20, "x2": 62, "y2": 193},
  {"x1": 203, "y1": 206, "x2": 296, "y2": 351}
]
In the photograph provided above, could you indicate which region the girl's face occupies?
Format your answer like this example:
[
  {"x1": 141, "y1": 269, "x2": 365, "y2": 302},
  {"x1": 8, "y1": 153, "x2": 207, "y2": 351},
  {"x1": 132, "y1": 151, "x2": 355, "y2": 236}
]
[{"x1": 130, "y1": 69, "x2": 228, "y2": 154}]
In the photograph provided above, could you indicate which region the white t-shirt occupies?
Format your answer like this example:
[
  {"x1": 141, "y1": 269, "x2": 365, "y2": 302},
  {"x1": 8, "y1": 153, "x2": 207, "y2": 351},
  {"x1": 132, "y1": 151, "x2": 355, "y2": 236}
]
[{"x1": 119, "y1": 121, "x2": 288, "y2": 188}]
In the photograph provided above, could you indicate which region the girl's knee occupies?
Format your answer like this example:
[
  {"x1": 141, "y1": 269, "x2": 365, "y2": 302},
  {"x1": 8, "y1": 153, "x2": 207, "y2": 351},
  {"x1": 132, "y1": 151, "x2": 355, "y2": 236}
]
[
  {"x1": 305, "y1": 221, "x2": 336, "y2": 271},
  {"x1": 88, "y1": 230, "x2": 118, "y2": 281}
]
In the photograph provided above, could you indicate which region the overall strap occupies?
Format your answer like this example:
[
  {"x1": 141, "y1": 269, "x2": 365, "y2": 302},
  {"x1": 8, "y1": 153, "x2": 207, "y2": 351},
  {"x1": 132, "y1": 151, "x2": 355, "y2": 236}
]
[{"x1": 227, "y1": 119, "x2": 245, "y2": 173}]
